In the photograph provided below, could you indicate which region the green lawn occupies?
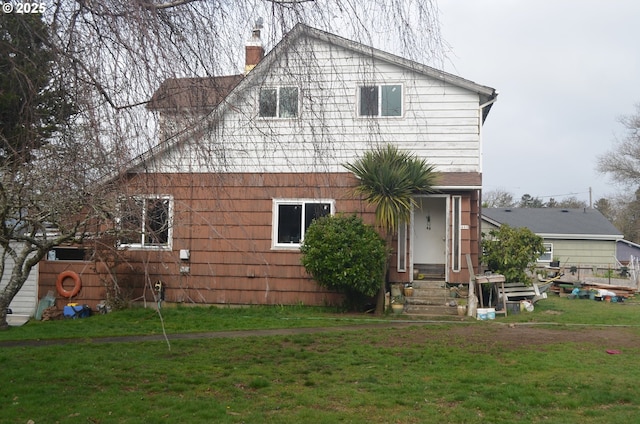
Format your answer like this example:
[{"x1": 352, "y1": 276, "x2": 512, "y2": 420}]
[{"x1": 2, "y1": 297, "x2": 640, "y2": 423}]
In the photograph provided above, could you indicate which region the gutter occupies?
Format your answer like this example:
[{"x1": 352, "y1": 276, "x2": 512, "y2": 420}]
[
  {"x1": 538, "y1": 233, "x2": 624, "y2": 241},
  {"x1": 479, "y1": 95, "x2": 498, "y2": 110},
  {"x1": 434, "y1": 185, "x2": 482, "y2": 190}
]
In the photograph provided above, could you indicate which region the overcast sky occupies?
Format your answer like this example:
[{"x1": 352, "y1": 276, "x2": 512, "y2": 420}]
[{"x1": 437, "y1": 0, "x2": 640, "y2": 205}]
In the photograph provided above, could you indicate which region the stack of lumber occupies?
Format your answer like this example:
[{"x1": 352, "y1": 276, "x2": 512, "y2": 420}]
[
  {"x1": 582, "y1": 283, "x2": 636, "y2": 299},
  {"x1": 551, "y1": 282, "x2": 636, "y2": 299}
]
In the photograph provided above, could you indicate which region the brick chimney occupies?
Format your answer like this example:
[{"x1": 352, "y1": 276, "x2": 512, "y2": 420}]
[{"x1": 245, "y1": 19, "x2": 264, "y2": 75}]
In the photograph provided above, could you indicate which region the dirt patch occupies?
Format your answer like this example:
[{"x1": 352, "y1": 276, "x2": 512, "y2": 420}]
[
  {"x1": 1, "y1": 321, "x2": 638, "y2": 350},
  {"x1": 443, "y1": 323, "x2": 640, "y2": 350}
]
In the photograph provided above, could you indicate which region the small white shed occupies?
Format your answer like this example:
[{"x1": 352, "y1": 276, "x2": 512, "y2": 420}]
[{"x1": 1, "y1": 249, "x2": 39, "y2": 326}]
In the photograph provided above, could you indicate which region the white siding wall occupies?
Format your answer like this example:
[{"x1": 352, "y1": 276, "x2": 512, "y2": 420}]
[
  {"x1": 149, "y1": 35, "x2": 482, "y2": 175},
  {"x1": 0, "y1": 253, "x2": 38, "y2": 316}
]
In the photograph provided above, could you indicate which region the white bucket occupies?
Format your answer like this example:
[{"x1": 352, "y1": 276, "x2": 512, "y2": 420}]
[
  {"x1": 487, "y1": 308, "x2": 496, "y2": 320},
  {"x1": 476, "y1": 308, "x2": 488, "y2": 320}
]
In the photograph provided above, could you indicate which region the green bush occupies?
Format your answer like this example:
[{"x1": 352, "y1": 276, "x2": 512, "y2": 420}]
[
  {"x1": 300, "y1": 214, "x2": 387, "y2": 308},
  {"x1": 481, "y1": 224, "x2": 545, "y2": 283}
]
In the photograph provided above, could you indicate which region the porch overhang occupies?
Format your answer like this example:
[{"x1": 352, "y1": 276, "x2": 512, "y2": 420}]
[{"x1": 434, "y1": 172, "x2": 482, "y2": 188}]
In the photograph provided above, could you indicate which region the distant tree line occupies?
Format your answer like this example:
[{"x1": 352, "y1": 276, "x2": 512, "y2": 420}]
[
  {"x1": 483, "y1": 188, "x2": 640, "y2": 243},
  {"x1": 482, "y1": 190, "x2": 587, "y2": 209}
]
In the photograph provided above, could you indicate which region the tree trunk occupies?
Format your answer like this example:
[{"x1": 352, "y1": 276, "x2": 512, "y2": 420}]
[
  {"x1": 0, "y1": 245, "x2": 48, "y2": 330},
  {"x1": 375, "y1": 284, "x2": 385, "y2": 315},
  {"x1": 0, "y1": 277, "x2": 25, "y2": 330},
  {"x1": 375, "y1": 232, "x2": 393, "y2": 315},
  {"x1": 0, "y1": 300, "x2": 8, "y2": 330}
]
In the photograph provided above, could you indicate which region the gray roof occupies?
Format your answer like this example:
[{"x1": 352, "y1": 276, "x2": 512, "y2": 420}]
[{"x1": 482, "y1": 208, "x2": 623, "y2": 240}]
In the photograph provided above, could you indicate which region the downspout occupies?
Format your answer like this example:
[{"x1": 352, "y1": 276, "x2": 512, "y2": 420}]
[
  {"x1": 477, "y1": 92, "x2": 498, "y2": 277},
  {"x1": 479, "y1": 96, "x2": 498, "y2": 111},
  {"x1": 478, "y1": 92, "x2": 498, "y2": 174}
]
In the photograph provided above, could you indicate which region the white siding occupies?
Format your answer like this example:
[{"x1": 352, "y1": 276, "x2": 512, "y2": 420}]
[
  {"x1": 0, "y1": 253, "x2": 38, "y2": 317},
  {"x1": 147, "y1": 34, "x2": 484, "y2": 176}
]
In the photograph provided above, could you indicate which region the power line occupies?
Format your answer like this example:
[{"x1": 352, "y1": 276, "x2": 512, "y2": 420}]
[{"x1": 535, "y1": 191, "x2": 588, "y2": 199}]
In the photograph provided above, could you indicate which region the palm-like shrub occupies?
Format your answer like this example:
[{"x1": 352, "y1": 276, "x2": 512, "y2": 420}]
[
  {"x1": 344, "y1": 144, "x2": 437, "y2": 313},
  {"x1": 344, "y1": 144, "x2": 438, "y2": 233}
]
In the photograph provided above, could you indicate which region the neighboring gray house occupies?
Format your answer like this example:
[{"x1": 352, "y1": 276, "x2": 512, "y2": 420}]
[
  {"x1": 481, "y1": 208, "x2": 623, "y2": 269},
  {"x1": 616, "y1": 239, "x2": 640, "y2": 266}
]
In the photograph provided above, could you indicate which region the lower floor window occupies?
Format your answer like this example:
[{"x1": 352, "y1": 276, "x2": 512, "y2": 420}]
[
  {"x1": 119, "y1": 195, "x2": 173, "y2": 249},
  {"x1": 273, "y1": 199, "x2": 333, "y2": 247}
]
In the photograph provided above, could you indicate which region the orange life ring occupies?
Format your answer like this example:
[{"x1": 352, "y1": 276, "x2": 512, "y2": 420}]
[{"x1": 55, "y1": 271, "x2": 82, "y2": 298}]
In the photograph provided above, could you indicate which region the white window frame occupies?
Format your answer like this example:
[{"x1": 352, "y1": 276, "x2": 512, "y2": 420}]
[
  {"x1": 538, "y1": 243, "x2": 553, "y2": 263},
  {"x1": 118, "y1": 195, "x2": 174, "y2": 250},
  {"x1": 272, "y1": 198, "x2": 335, "y2": 249},
  {"x1": 451, "y1": 196, "x2": 461, "y2": 272},
  {"x1": 357, "y1": 83, "x2": 403, "y2": 117},
  {"x1": 397, "y1": 221, "x2": 407, "y2": 272},
  {"x1": 258, "y1": 86, "x2": 299, "y2": 118}
]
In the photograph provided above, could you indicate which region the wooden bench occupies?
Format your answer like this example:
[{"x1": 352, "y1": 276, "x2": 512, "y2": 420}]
[
  {"x1": 496, "y1": 282, "x2": 547, "y2": 316},
  {"x1": 497, "y1": 283, "x2": 547, "y2": 303},
  {"x1": 498, "y1": 282, "x2": 539, "y2": 301}
]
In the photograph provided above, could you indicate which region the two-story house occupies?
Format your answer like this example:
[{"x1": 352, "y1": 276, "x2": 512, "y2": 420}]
[{"x1": 38, "y1": 23, "x2": 497, "y2": 309}]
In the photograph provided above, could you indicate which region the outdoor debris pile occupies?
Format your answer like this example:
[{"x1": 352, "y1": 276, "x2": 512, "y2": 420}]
[
  {"x1": 551, "y1": 283, "x2": 636, "y2": 302},
  {"x1": 63, "y1": 304, "x2": 92, "y2": 319},
  {"x1": 41, "y1": 306, "x2": 63, "y2": 321}
]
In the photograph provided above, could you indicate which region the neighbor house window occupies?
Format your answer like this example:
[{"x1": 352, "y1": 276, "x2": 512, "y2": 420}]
[
  {"x1": 359, "y1": 84, "x2": 402, "y2": 117},
  {"x1": 538, "y1": 243, "x2": 553, "y2": 262},
  {"x1": 259, "y1": 86, "x2": 299, "y2": 118},
  {"x1": 273, "y1": 199, "x2": 334, "y2": 248},
  {"x1": 119, "y1": 195, "x2": 173, "y2": 249}
]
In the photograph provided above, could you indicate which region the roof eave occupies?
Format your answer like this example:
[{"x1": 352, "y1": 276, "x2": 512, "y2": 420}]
[
  {"x1": 538, "y1": 233, "x2": 624, "y2": 241},
  {"x1": 300, "y1": 24, "x2": 497, "y2": 99}
]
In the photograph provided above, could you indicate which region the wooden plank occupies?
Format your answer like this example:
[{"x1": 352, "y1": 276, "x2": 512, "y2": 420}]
[{"x1": 497, "y1": 282, "x2": 538, "y2": 302}]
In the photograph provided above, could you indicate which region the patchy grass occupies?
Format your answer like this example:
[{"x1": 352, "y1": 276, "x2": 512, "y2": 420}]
[
  {"x1": 0, "y1": 304, "x2": 384, "y2": 341},
  {"x1": 502, "y1": 295, "x2": 640, "y2": 328},
  {"x1": 2, "y1": 297, "x2": 640, "y2": 422},
  {"x1": 2, "y1": 322, "x2": 640, "y2": 423}
]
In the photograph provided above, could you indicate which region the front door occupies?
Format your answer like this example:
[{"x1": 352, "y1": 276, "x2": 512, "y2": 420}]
[{"x1": 413, "y1": 196, "x2": 447, "y2": 278}]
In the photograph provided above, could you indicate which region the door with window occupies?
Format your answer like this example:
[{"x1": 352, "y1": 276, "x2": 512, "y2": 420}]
[{"x1": 412, "y1": 196, "x2": 447, "y2": 278}]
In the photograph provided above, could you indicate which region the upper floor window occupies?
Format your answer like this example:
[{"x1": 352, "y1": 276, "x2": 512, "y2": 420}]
[
  {"x1": 259, "y1": 86, "x2": 299, "y2": 118},
  {"x1": 272, "y1": 199, "x2": 334, "y2": 248},
  {"x1": 118, "y1": 195, "x2": 173, "y2": 249},
  {"x1": 359, "y1": 84, "x2": 402, "y2": 117}
]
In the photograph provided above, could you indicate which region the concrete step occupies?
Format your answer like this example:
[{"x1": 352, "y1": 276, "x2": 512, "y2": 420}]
[
  {"x1": 405, "y1": 280, "x2": 450, "y2": 304},
  {"x1": 406, "y1": 295, "x2": 451, "y2": 306},
  {"x1": 411, "y1": 288, "x2": 450, "y2": 299},
  {"x1": 410, "y1": 280, "x2": 447, "y2": 289},
  {"x1": 404, "y1": 303, "x2": 459, "y2": 316},
  {"x1": 398, "y1": 279, "x2": 462, "y2": 317},
  {"x1": 410, "y1": 281, "x2": 447, "y2": 296}
]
